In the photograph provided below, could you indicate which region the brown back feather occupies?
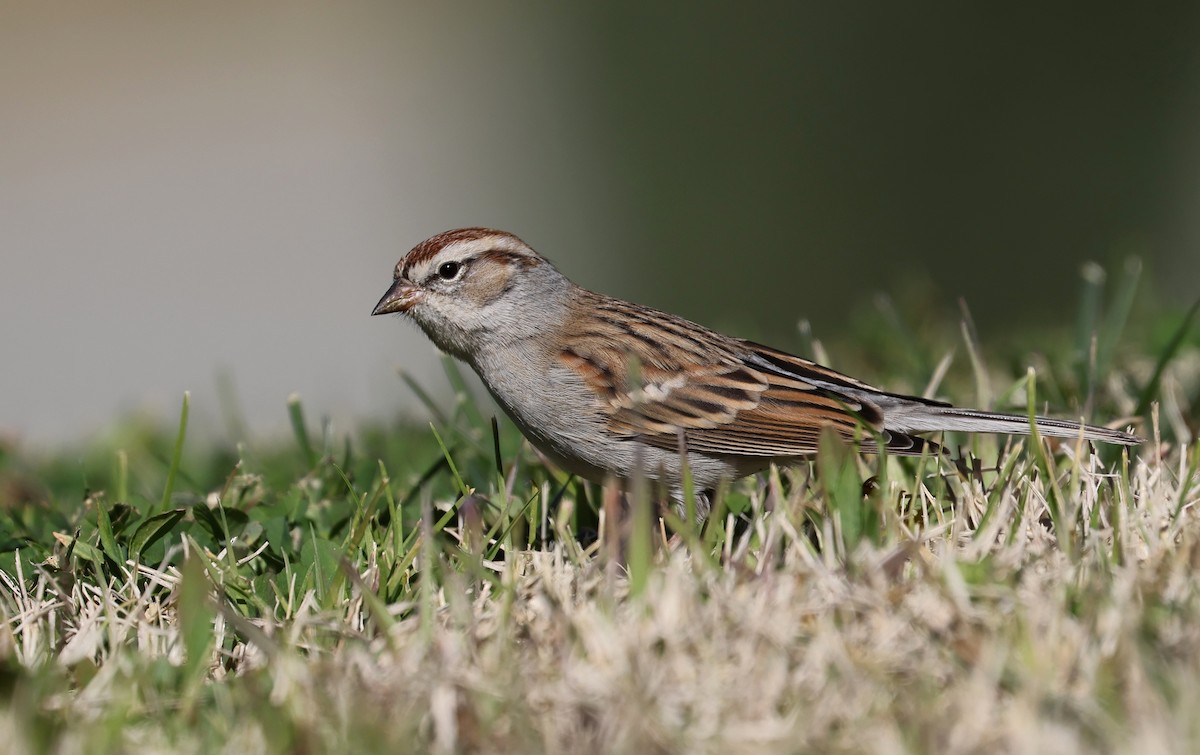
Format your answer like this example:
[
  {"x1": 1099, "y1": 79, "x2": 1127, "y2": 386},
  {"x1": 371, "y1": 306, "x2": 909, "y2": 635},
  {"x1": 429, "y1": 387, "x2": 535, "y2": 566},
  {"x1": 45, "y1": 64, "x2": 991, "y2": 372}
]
[{"x1": 558, "y1": 290, "x2": 928, "y2": 458}]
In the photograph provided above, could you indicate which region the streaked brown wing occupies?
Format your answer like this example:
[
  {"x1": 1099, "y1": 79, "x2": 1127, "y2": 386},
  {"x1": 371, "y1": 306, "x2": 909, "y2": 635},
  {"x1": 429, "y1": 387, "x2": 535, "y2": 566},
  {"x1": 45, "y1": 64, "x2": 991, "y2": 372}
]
[
  {"x1": 675, "y1": 362, "x2": 884, "y2": 456},
  {"x1": 559, "y1": 294, "x2": 925, "y2": 458},
  {"x1": 725, "y1": 342, "x2": 940, "y2": 455}
]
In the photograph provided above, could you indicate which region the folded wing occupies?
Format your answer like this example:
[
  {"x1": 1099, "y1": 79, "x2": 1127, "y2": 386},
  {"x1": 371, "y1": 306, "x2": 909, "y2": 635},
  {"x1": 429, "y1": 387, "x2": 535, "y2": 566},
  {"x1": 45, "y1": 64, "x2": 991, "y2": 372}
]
[{"x1": 559, "y1": 296, "x2": 932, "y2": 457}]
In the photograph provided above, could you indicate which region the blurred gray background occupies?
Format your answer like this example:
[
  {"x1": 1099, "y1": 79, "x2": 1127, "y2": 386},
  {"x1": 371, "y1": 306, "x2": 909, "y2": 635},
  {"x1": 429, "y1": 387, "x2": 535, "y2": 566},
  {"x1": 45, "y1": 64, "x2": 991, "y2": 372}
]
[{"x1": 3, "y1": 2, "x2": 1198, "y2": 443}]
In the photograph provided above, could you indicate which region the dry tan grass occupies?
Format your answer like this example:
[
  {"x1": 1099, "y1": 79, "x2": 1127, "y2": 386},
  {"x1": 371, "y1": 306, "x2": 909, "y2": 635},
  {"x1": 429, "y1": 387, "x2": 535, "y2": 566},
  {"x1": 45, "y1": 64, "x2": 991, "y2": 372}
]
[{"x1": 3, "y1": 429, "x2": 1199, "y2": 754}]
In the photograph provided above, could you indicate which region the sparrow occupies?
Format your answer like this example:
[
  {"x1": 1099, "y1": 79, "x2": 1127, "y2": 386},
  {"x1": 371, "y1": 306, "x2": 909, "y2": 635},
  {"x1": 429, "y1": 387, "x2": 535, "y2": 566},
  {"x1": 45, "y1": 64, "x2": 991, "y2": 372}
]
[{"x1": 373, "y1": 228, "x2": 1139, "y2": 512}]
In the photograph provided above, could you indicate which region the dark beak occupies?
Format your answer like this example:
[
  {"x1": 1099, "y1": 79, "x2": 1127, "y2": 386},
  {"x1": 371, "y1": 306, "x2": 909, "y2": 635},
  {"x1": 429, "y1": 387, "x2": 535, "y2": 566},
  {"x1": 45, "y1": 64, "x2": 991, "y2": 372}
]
[{"x1": 371, "y1": 277, "x2": 422, "y2": 315}]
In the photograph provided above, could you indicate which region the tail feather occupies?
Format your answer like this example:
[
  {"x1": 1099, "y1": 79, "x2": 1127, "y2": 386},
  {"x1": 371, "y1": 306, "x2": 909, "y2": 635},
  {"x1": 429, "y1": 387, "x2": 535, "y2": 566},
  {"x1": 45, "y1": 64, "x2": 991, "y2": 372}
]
[{"x1": 885, "y1": 406, "x2": 1140, "y2": 447}]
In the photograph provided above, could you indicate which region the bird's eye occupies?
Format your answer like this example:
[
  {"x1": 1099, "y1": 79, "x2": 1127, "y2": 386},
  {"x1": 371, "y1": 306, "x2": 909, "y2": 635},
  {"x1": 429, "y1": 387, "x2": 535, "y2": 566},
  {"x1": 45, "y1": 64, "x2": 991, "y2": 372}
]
[{"x1": 437, "y1": 261, "x2": 462, "y2": 280}]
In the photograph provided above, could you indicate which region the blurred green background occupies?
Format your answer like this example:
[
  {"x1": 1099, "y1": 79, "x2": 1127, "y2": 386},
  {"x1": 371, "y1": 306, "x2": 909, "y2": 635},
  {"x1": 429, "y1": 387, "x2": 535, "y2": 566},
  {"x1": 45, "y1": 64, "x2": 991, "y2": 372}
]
[
  {"x1": 583, "y1": 4, "x2": 1199, "y2": 334},
  {"x1": 2, "y1": 2, "x2": 1197, "y2": 441}
]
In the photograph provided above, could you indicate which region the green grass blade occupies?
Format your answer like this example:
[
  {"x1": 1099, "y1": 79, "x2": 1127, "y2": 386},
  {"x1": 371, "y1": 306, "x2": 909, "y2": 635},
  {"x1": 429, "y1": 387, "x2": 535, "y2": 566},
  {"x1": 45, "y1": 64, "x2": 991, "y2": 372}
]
[
  {"x1": 441, "y1": 356, "x2": 487, "y2": 429},
  {"x1": 95, "y1": 499, "x2": 123, "y2": 568},
  {"x1": 178, "y1": 549, "x2": 216, "y2": 699},
  {"x1": 960, "y1": 302, "x2": 991, "y2": 408},
  {"x1": 398, "y1": 368, "x2": 451, "y2": 427},
  {"x1": 287, "y1": 393, "x2": 318, "y2": 469},
  {"x1": 1097, "y1": 257, "x2": 1141, "y2": 375},
  {"x1": 159, "y1": 391, "x2": 190, "y2": 512},
  {"x1": 128, "y1": 509, "x2": 187, "y2": 560},
  {"x1": 429, "y1": 423, "x2": 469, "y2": 498},
  {"x1": 1026, "y1": 368, "x2": 1071, "y2": 558},
  {"x1": 1135, "y1": 297, "x2": 1200, "y2": 417},
  {"x1": 1075, "y1": 261, "x2": 1106, "y2": 395},
  {"x1": 114, "y1": 450, "x2": 128, "y2": 504}
]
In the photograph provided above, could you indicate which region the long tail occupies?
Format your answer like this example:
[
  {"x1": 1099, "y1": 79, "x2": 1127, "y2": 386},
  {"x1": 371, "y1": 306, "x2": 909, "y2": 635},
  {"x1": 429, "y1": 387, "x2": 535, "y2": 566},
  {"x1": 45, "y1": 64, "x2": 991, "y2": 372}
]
[{"x1": 884, "y1": 405, "x2": 1140, "y2": 446}]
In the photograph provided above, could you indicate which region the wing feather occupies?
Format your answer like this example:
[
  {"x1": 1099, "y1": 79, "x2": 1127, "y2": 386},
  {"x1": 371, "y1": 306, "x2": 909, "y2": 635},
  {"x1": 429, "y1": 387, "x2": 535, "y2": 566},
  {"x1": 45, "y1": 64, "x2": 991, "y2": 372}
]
[{"x1": 558, "y1": 293, "x2": 927, "y2": 458}]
